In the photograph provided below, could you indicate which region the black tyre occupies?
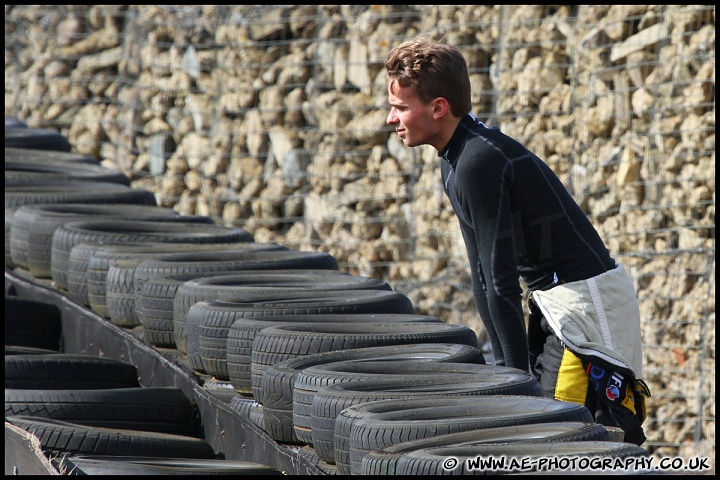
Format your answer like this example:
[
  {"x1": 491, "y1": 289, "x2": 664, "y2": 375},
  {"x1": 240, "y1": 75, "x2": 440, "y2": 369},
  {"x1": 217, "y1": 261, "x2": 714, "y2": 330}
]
[
  {"x1": 192, "y1": 295, "x2": 422, "y2": 379},
  {"x1": 9, "y1": 203, "x2": 184, "y2": 272},
  {"x1": 5, "y1": 387, "x2": 200, "y2": 436},
  {"x1": 360, "y1": 422, "x2": 610, "y2": 475},
  {"x1": 297, "y1": 362, "x2": 538, "y2": 461},
  {"x1": 251, "y1": 322, "x2": 478, "y2": 444},
  {"x1": 392, "y1": 441, "x2": 648, "y2": 475},
  {"x1": 297, "y1": 445, "x2": 322, "y2": 467},
  {"x1": 4, "y1": 159, "x2": 130, "y2": 185},
  {"x1": 200, "y1": 290, "x2": 418, "y2": 391},
  {"x1": 175, "y1": 271, "x2": 392, "y2": 335},
  {"x1": 102, "y1": 248, "x2": 289, "y2": 330},
  {"x1": 5, "y1": 116, "x2": 27, "y2": 128},
  {"x1": 102, "y1": 247, "x2": 313, "y2": 328},
  {"x1": 137, "y1": 269, "x2": 347, "y2": 348},
  {"x1": 342, "y1": 395, "x2": 594, "y2": 475},
  {"x1": 5, "y1": 207, "x2": 18, "y2": 268},
  {"x1": 5, "y1": 296, "x2": 62, "y2": 351},
  {"x1": 5, "y1": 416, "x2": 216, "y2": 458},
  {"x1": 58, "y1": 456, "x2": 283, "y2": 476},
  {"x1": 50, "y1": 219, "x2": 254, "y2": 290},
  {"x1": 227, "y1": 314, "x2": 451, "y2": 395},
  {"x1": 5, "y1": 146, "x2": 100, "y2": 165},
  {"x1": 258, "y1": 343, "x2": 486, "y2": 449},
  {"x1": 5, "y1": 180, "x2": 157, "y2": 209},
  {"x1": 252, "y1": 321, "x2": 476, "y2": 395},
  {"x1": 5, "y1": 345, "x2": 61, "y2": 356},
  {"x1": 126, "y1": 251, "x2": 341, "y2": 352},
  {"x1": 295, "y1": 445, "x2": 339, "y2": 474},
  {"x1": 314, "y1": 370, "x2": 541, "y2": 468},
  {"x1": 184, "y1": 276, "x2": 393, "y2": 377},
  {"x1": 4, "y1": 126, "x2": 71, "y2": 151},
  {"x1": 259, "y1": 342, "x2": 485, "y2": 407},
  {"x1": 83, "y1": 243, "x2": 281, "y2": 319},
  {"x1": 228, "y1": 395, "x2": 266, "y2": 431},
  {"x1": 12, "y1": 204, "x2": 213, "y2": 278},
  {"x1": 5, "y1": 354, "x2": 140, "y2": 389}
]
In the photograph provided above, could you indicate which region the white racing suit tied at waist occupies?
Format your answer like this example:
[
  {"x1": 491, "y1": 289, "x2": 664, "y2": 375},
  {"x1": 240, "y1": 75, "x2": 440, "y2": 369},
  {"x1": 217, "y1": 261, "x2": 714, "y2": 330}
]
[
  {"x1": 531, "y1": 263, "x2": 643, "y2": 379},
  {"x1": 530, "y1": 264, "x2": 650, "y2": 446}
]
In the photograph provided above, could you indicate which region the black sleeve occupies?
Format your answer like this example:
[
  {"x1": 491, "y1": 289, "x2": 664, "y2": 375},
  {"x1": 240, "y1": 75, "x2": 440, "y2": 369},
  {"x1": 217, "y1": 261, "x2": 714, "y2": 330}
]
[{"x1": 454, "y1": 152, "x2": 529, "y2": 372}]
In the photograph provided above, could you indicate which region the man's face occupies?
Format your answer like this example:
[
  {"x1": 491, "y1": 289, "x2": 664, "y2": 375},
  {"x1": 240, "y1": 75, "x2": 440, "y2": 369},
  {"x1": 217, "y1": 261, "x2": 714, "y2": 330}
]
[{"x1": 386, "y1": 80, "x2": 438, "y2": 148}]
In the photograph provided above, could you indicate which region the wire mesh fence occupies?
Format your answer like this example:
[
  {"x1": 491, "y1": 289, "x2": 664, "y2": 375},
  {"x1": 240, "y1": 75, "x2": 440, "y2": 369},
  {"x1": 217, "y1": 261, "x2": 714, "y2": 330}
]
[{"x1": 5, "y1": 5, "x2": 715, "y2": 464}]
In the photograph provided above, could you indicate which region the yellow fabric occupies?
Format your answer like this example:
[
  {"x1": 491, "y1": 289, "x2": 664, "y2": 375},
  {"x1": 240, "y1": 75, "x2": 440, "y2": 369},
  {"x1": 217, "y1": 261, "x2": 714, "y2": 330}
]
[
  {"x1": 622, "y1": 384, "x2": 637, "y2": 415},
  {"x1": 554, "y1": 349, "x2": 588, "y2": 404},
  {"x1": 634, "y1": 379, "x2": 650, "y2": 422},
  {"x1": 629, "y1": 382, "x2": 649, "y2": 421}
]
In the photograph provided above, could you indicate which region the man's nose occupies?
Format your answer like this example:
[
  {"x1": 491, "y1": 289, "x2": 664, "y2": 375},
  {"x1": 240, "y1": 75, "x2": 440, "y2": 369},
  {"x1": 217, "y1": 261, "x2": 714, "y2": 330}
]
[{"x1": 387, "y1": 110, "x2": 398, "y2": 125}]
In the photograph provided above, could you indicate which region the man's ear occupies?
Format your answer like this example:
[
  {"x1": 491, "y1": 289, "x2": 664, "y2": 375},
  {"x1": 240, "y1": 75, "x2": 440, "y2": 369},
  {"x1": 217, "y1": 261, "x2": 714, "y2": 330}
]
[{"x1": 432, "y1": 97, "x2": 450, "y2": 119}]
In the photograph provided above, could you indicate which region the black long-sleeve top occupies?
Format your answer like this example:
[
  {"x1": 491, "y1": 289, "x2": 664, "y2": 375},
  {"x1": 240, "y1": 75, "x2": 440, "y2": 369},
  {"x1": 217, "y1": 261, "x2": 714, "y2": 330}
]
[{"x1": 439, "y1": 114, "x2": 616, "y2": 371}]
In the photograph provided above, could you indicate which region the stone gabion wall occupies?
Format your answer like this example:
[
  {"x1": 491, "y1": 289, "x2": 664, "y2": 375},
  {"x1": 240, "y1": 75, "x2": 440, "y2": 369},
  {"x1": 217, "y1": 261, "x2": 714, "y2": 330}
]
[{"x1": 5, "y1": 5, "x2": 715, "y2": 463}]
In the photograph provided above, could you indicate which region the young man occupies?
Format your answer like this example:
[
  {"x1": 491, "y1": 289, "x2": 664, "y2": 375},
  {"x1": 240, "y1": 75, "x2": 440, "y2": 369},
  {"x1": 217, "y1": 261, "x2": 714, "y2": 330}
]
[{"x1": 385, "y1": 36, "x2": 650, "y2": 445}]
